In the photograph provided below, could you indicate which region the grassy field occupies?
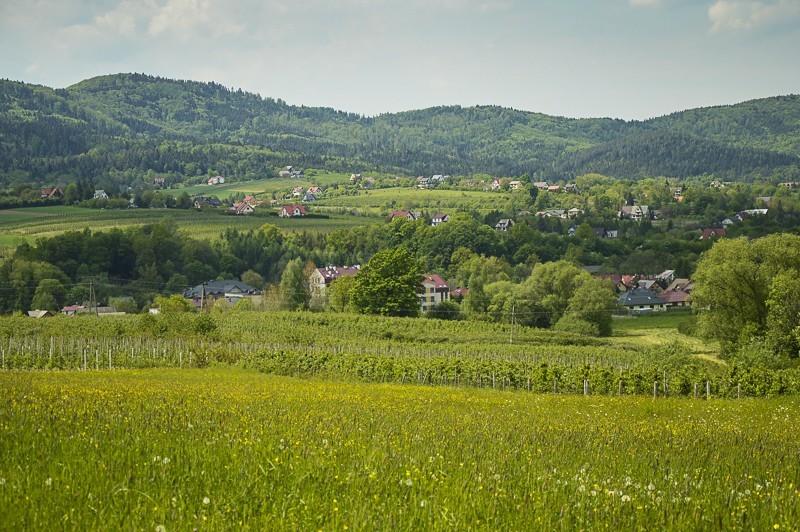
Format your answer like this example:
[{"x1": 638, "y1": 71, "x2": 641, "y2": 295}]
[
  {"x1": 160, "y1": 171, "x2": 357, "y2": 198},
  {"x1": 612, "y1": 311, "x2": 719, "y2": 359},
  {"x1": 0, "y1": 206, "x2": 381, "y2": 252},
  {"x1": 316, "y1": 187, "x2": 515, "y2": 214},
  {"x1": 2, "y1": 366, "x2": 798, "y2": 529}
]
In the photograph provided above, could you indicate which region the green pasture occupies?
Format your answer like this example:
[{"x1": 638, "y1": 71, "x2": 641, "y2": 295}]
[
  {"x1": 316, "y1": 187, "x2": 515, "y2": 214},
  {"x1": 0, "y1": 206, "x2": 381, "y2": 253},
  {"x1": 160, "y1": 171, "x2": 354, "y2": 198},
  {"x1": 2, "y1": 367, "x2": 798, "y2": 529}
]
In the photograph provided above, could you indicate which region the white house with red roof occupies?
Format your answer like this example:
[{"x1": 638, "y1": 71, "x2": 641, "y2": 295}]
[
  {"x1": 419, "y1": 274, "x2": 450, "y2": 313},
  {"x1": 279, "y1": 205, "x2": 306, "y2": 217}
]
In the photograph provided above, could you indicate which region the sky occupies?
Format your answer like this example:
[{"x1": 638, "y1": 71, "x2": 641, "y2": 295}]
[{"x1": 1, "y1": 0, "x2": 799, "y2": 120}]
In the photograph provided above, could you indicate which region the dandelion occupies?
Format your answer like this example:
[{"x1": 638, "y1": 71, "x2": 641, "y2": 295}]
[
  {"x1": 203, "y1": 496, "x2": 210, "y2": 505},
  {"x1": 621, "y1": 495, "x2": 631, "y2": 502},
  {"x1": 647, "y1": 483, "x2": 656, "y2": 491},
  {"x1": 162, "y1": 457, "x2": 170, "y2": 465},
  {"x1": 0, "y1": 477, "x2": 5, "y2": 486},
  {"x1": 44, "y1": 477, "x2": 52, "y2": 486},
  {"x1": 155, "y1": 526, "x2": 166, "y2": 532}
]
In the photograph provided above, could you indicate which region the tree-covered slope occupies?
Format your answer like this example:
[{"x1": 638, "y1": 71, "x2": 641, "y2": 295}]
[{"x1": 1, "y1": 73, "x2": 799, "y2": 185}]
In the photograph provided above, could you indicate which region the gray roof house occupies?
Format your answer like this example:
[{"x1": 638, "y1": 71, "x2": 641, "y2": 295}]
[
  {"x1": 183, "y1": 280, "x2": 261, "y2": 301},
  {"x1": 618, "y1": 288, "x2": 668, "y2": 314}
]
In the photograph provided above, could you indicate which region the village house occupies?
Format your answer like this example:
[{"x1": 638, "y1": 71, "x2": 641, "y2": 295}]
[
  {"x1": 618, "y1": 288, "x2": 668, "y2": 314},
  {"x1": 207, "y1": 175, "x2": 225, "y2": 185},
  {"x1": 700, "y1": 228, "x2": 726, "y2": 240},
  {"x1": 279, "y1": 205, "x2": 306, "y2": 217},
  {"x1": 307, "y1": 186, "x2": 322, "y2": 195},
  {"x1": 228, "y1": 202, "x2": 254, "y2": 215},
  {"x1": 153, "y1": 177, "x2": 166, "y2": 188},
  {"x1": 93, "y1": 190, "x2": 109, "y2": 200},
  {"x1": 183, "y1": 280, "x2": 261, "y2": 307},
  {"x1": 419, "y1": 274, "x2": 450, "y2": 313},
  {"x1": 564, "y1": 183, "x2": 579, "y2": 194},
  {"x1": 431, "y1": 213, "x2": 450, "y2": 226},
  {"x1": 292, "y1": 186, "x2": 305, "y2": 197},
  {"x1": 41, "y1": 187, "x2": 63, "y2": 199},
  {"x1": 194, "y1": 196, "x2": 223, "y2": 209},
  {"x1": 619, "y1": 205, "x2": 652, "y2": 221},
  {"x1": 388, "y1": 210, "x2": 422, "y2": 222},
  {"x1": 309, "y1": 265, "x2": 361, "y2": 299},
  {"x1": 279, "y1": 166, "x2": 304, "y2": 178},
  {"x1": 533, "y1": 181, "x2": 549, "y2": 191},
  {"x1": 508, "y1": 180, "x2": 522, "y2": 190},
  {"x1": 495, "y1": 219, "x2": 515, "y2": 231},
  {"x1": 536, "y1": 209, "x2": 567, "y2": 219}
]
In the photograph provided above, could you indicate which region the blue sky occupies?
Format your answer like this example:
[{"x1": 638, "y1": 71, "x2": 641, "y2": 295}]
[{"x1": 1, "y1": 0, "x2": 798, "y2": 119}]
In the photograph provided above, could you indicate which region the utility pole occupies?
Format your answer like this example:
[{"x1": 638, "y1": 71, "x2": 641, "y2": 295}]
[
  {"x1": 89, "y1": 280, "x2": 98, "y2": 316},
  {"x1": 200, "y1": 282, "x2": 205, "y2": 313},
  {"x1": 509, "y1": 303, "x2": 515, "y2": 344}
]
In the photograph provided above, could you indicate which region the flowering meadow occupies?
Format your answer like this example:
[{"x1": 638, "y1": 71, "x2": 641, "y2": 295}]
[{"x1": 2, "y1": 367, "x2": 799, "y2": 530}]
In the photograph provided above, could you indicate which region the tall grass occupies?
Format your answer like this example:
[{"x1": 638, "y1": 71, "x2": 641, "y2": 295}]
[{"x1": 1, "y1": 367, "x2": 798, "y2": 529}]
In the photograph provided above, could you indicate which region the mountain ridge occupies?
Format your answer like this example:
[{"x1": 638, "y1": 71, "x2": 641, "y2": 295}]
[{"x1": 1, "y1": 73, "x2": 798, "y2": 185}]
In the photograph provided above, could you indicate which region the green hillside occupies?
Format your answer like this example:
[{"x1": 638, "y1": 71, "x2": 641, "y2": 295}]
[{"x1": 1, "y1": 73, "x2": 799, "y2": 186}]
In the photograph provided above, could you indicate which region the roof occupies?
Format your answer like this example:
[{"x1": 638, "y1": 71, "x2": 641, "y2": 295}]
[
  {"x1": 315, "y1": 266, "x2": 360, "y2": 284},
  {"x1": 422, "y1": 274, "x2": 449, "y2": 290},
  {"x1": 665, "y1": 278, "x2": 693, "y2": 292},
  {"x1": 183, "y1": 280, "x2": 261, "y2": 299},
  {"x1": 618, "y1": 288, "x2": 667, "y2": 307},
  {"x1": 700, "y1": 228, "x2": 726, "y2": 239},
  {"x1": 660, "y1": 290, "x2": 690, "y2": 304},
  {"x1": 280, "y1": 205, "x2": 306, "y2": 215}
]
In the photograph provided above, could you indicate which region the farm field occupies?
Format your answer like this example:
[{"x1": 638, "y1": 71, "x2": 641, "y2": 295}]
[
  {"x1": 315, "y1": 186, "x2": 516, "y2": 214},
  {"x1": 2, "y1": 366, "x2": 799, "y2": 529},
  {"x1": 160, "y1": 171, "x2": 356, "y2": 198},
  {"x1": 3, "y1": 311, "x2": 797, "y2": 397},
  {"x1": 0, "y1": 206, "x2": 380, "y2": 252}
]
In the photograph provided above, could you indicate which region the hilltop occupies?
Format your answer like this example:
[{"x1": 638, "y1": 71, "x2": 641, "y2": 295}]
[{"x1": 1, "y1": 73, "x2": 799, "y2": 186}]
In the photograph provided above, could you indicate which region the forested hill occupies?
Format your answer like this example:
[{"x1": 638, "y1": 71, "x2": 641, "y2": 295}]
[{"x1": 1, "y1": 72, "x2": 799, "y2": 185}]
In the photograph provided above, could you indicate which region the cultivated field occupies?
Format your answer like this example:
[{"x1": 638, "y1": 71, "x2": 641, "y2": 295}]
[
  {"x1": 2, "y1": 367, "x2": 798, "y2": 529},
  {"x1": 0, "y1": 206, "x2": 380, "y2": 252}
]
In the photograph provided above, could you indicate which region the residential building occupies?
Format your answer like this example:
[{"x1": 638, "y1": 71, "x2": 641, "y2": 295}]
[
  {"x1": 619, "y1": 205, "x2": 652, "y2": 221},
  {"x1": 194, "y1": 196, "x2": 223, "y2": 209},
  {"x1": 700, "y1": 228, "x2": 726, "y2": 240},
  {"x1": 388, "y1": 210, "x2": 422, "y2": 222},
  {"x1": 495, "y1": 219, "x2": 515, "y2": 231},
  {"x1": 419, "y1": 274, "x2": 450, "y2": 313},
  {"x1": 309, "y1": 265, "x2": 361, "y2": 299},
  {"x1": 618, "y1": 288, "x2": 668, "y2": 314},
  {"x1": 279, "y1": 205, "x2": 306, "y2": 217},
  {"x1": 183, "y1": 280, "x2": 262, "y2": 307},
  {"x1": 41, "y1": 187, "x2": 63, "y2": 199},
  {"x1": 431, "y1": 214, "x2": 450, "y2": 226},
  {"x1": 228, "y1": 202, "x2": 254, "y2": 215}
]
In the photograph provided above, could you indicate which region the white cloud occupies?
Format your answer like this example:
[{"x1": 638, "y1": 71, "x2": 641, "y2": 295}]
[{"x1": 709, "y1": 0, "x2": 800, "y2": 32}]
